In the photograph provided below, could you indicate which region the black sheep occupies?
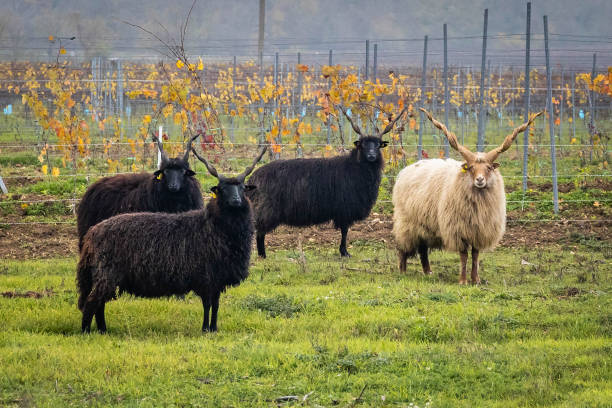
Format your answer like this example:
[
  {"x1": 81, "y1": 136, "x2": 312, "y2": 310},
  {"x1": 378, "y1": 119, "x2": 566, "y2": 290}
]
[
  {"x1": 77, "y1": 146, "x2": 267, "y2": 333},
  {"x1": 76, "y1": 135, "x2": 203, "y2": 250},
  {"x1": 247, "y1": 106, "x2": 406, "y2": 257}
]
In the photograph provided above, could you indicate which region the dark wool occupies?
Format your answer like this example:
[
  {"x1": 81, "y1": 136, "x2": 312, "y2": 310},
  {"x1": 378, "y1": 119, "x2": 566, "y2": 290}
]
[
  {"x1": 77, "y1": 184, "x2": 253, "y2": 333},
  {"x1": 76, "y1": 158, "x2": 203, "y2": 250},
  {"x1": 247, "y1": 136, "x2": 385, "y2": 257}
]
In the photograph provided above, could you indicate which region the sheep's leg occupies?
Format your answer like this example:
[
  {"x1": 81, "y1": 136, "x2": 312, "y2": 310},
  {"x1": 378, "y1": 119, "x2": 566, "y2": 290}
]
[
  {"x1": 471, "y1": 248, "x2": 481, "y2": 285},
  {"x1": 209, "y1": 292, "x2": 221, "y2": 332},
  {"x1": 398, "y1": 250, "x2": 408, "y2": 272},
  {"x1": 339, "y1": 226, "x2": 351, "y2": 257},
  {"x1": 81, "y1": 300, "x2": 101, "y2": 333},
  {"x1": 459, "y1": 250, "x2": 468, "y2": 285},
  {"x1": 201, "y1": 297, "x2": 211, "y2": 332},
  {"x1": 418, "y1": 243, "x2": 432, "y2": 275},
  {"x1": 94, "y1": 303, "x2": 107, "y2": 333},
  {"x1": 256, "y1": 232, "x2": 267, "y2": 258}
]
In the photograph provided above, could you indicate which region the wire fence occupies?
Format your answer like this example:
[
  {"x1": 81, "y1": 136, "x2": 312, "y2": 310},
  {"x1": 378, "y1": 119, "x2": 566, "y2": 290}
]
[{"x1": 1, "y1": 11, "x2": 611, "y2": 232}]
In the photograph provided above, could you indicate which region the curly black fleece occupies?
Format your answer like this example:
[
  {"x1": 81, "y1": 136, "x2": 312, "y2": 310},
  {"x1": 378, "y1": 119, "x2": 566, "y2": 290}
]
[
  {"x1": 77, "y1": 183, "x2": 253, "y2": 332},
  {"x1": 76, "y1": 158, "x2": 203, "y2": 250}
]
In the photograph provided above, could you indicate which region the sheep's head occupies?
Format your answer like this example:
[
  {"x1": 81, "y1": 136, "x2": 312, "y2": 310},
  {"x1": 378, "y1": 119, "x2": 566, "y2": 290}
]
[
  {"x1": 420, "y1": 108, "x2": 543, "y2": 189},
  {"x1": 153, "y1": 134, "x2": 198, "y2": 193},
  {"x1": 460, "y1": 155, "x2": 500, "y2": 189},
  {"x1": 192, "y1": 145, "x2": 267, "y2": 209},
  {"x1": 338, "y1": 105, "x2": 407, "y2": 163},
  {"x1": 354, "y1": 137, "x2": 388, "y2": 162}
]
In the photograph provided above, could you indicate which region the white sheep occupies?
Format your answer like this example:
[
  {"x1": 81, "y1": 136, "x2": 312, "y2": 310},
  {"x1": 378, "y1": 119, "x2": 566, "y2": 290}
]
[{"x1": 392, "y1": 108, "x2": 542, "y2": 284}]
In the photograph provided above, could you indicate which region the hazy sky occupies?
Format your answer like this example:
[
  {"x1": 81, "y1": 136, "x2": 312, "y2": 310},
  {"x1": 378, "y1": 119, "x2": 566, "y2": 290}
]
[{"x1": 1, "y1": 0, "x2": 610, "y2": 67}]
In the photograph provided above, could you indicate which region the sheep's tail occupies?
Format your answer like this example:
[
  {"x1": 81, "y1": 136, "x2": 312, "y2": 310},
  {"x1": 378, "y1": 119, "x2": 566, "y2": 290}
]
[{"x1": 76, "y1": 244, "x2": 93, "y2": 311}]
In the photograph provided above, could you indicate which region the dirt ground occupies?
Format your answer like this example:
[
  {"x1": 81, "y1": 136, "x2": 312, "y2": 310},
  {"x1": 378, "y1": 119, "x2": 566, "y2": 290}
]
[
  {"x1": 0, "y1": 213, "x2": 609, "y2": 260},
  {"x1": 506, "y1": 179, "x2": 612, "y2": 193}
]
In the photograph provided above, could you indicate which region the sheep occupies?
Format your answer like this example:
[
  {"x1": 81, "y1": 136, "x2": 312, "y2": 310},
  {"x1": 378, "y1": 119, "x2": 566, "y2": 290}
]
[
  {"x1": 247, "y1": 106, "x2": 407, "y2": 258},
  {"x1": 392, "y1": 108, "x2": 542, "y2": 284},
  {"x1": 76, "y1": 134, "x2": 203, "y2": 250},
  {"x1": 76, "y1": 146, "x2": 267, "y2": 333}
]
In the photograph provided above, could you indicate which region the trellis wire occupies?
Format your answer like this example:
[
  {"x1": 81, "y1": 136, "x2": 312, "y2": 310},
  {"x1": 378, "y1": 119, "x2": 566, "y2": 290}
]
[{"x1": 1, "y1": 7, "x2": 610, "y2": 237}]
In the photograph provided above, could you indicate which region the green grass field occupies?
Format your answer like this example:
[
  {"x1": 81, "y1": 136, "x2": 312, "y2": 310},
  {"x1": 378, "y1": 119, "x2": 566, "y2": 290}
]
[
  {"x1": 1, "y1": 241, "x2": 610, "y2": 407},
  {"x1": 1, "y1": 102, "x2": 610, "y2": 406}
]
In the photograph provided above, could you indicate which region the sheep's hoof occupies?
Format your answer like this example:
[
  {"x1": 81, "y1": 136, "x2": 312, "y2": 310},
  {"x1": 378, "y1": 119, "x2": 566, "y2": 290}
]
[
  {"x1": 471, "y1": 279, "x2": 481, "y2": 285},
  {"x1": 459, "y1": 279, "x2": 468, "y2": 285},
  {"x1": 202, "y1": 326, "x2": 218, "y2": 333},
  {"x1": 423, "y1": 269, "x2": 433, "y2": 275}
]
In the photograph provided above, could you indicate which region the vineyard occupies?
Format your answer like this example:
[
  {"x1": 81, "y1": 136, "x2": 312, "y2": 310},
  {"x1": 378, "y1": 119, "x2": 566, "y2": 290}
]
[
  {"x1": 0, "y1": 57, "x2": 610, "y2": 229},
  {"x1": 0, "y1": 7, "x2": 611, "y2": 405}
]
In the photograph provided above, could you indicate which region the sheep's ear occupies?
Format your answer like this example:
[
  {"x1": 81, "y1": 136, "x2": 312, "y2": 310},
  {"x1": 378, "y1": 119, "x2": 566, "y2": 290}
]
[
  {"x1": 153, "y1": 170, "x2": 163, "y2": 180},
  {"x1": 185, "y1": 169, "x2": 196, "y2": 177},
  {"x1": 353, "y1": 140, "x2": 361, "y2": 148},
  {"x1": 379, "y1": 141, "x2": 389, "y2": 148},
  {"x1": 210, "y1": 186, "x2": 219, "y2": 194},
  {"x1": 491, "y1": 162, "x2": 500, "y2": 169},
  {"x1": 245, "y1": 185, "x2": 257, "y2": 191}
]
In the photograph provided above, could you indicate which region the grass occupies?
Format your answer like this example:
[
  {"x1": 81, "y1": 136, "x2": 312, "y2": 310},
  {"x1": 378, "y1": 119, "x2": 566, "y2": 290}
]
[
  {"x1": 0, "y1": 110, "x2": 610, "y2": 406},
  {"x1": 1, "y1": 241, "x2": 610, "y2": 407},
  {"x1": 0, "y1": 153, "x2": 40, "y2": 166}
]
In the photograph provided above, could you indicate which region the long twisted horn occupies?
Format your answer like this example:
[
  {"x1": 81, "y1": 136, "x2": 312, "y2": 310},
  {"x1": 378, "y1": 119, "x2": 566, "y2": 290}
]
[
  {"x1": 182, "y1": 133, "x2": 200, "y2": 162},
  {"x1": 192, "y1": 149, "x2": 220, "y2": 179},
  {"x1": 377, "y1": 106, "x2": 408, "y2": 138},
  {"x1": 485, "y1": 111, "x2": 544, "y2": 162},
  {"x1": 420, "y1": 108, "x2": 476, "y2": 162},
  {"x1": 237, "y1": 145, "x2": 267, "y2": 182},
  {"x1": 337, "y1": 105, "x2": 364, "y2": 137},
  {"x1": 152, "y1": 134, "x2": 169, "y2": 164}
]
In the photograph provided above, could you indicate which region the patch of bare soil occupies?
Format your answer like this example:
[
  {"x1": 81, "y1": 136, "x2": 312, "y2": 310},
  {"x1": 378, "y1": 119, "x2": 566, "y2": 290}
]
[
  {"x1": 0, "y1": 213, "x2": 608, "y2": 260},
  {"x1": 0, "y1": 222, "x2": 77, "y2": 259},
  {"x1": 505, "y1": 179, "x2": 612, "y2": 193},
  {"x1": 1, "y1": 289, "x2": 54, "y2": 298}
]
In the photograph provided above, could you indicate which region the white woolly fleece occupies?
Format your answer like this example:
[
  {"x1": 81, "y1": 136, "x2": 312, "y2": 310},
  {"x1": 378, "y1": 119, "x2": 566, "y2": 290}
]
[{"x1": 392, "y1": 158, "x2": 506, "y2": 254}]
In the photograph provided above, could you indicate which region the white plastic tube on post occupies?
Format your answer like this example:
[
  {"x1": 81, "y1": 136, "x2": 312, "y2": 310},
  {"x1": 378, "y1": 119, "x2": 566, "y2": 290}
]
[
  {"x1": 0, "y1": 176, "x2": 7, "y2": 194},
  {"x1": 157, "y1": 125, "x2": 163, "y2": 169}
]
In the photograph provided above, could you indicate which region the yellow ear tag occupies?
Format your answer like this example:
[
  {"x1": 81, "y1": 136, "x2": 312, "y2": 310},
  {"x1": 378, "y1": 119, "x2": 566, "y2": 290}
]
[
  {"x1": 156, "y1": 173, "x2": 163, "y2": 180},
  {"x1": 461, "y1": 167, "x2": 467, "y2": 173},
  {"x1": 211, "y1": 192, "x2": 217, "y2": 199}
]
